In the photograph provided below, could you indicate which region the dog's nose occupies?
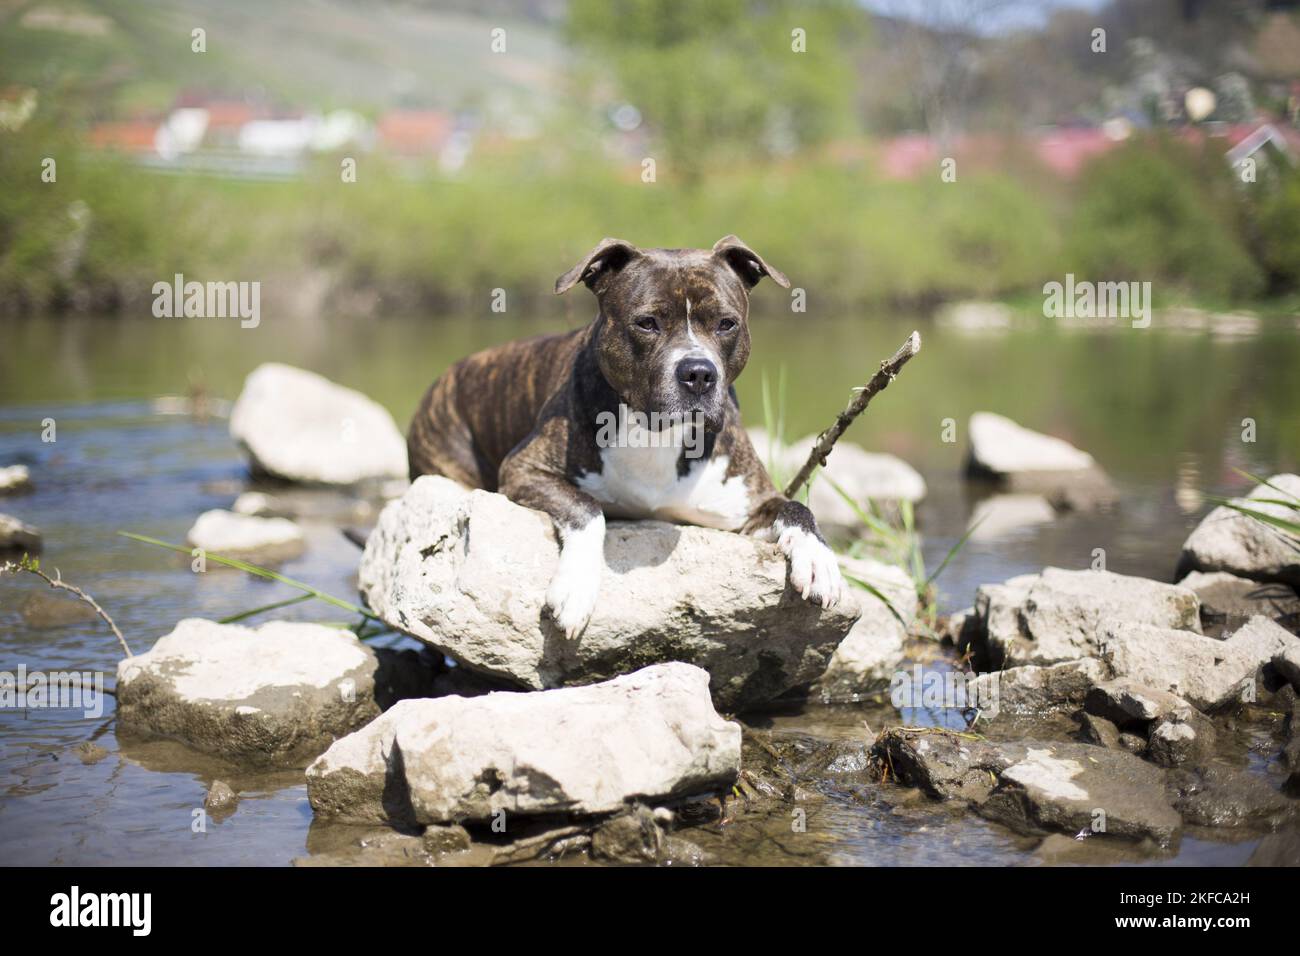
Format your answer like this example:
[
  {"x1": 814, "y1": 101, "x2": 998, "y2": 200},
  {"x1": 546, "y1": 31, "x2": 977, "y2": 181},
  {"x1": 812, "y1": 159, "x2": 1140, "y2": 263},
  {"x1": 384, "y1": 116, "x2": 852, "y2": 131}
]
[{"x1": 675, "y1": 357, "x2": 718, "y2": 396}]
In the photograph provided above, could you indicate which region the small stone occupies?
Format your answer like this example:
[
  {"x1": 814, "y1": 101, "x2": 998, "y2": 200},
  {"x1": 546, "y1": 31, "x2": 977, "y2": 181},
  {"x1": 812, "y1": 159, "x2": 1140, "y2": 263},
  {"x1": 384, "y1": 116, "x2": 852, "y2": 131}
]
[
  {"x1": 205, "y1": 780, "x2": 238, "y2": 811},
  {"x1": 0, "y1": 465, "x2": 32, "y2": 495},
  {"x1": 0, "y1": 513, "x2": 42, "y2": 554},
  {"x1": 186, "y1": 509, "x2": 305, "y2": 559}
]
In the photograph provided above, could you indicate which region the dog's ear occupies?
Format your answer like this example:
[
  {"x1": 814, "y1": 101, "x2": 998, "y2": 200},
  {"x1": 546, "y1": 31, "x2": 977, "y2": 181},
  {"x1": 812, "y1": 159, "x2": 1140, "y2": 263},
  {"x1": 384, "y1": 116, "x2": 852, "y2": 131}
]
[
  {"x1": 555, "y1": 238, "x2": 640, "y2": 294},
  {"x1": 712, "y1": 235, "x2": 790, "y2": 290}
]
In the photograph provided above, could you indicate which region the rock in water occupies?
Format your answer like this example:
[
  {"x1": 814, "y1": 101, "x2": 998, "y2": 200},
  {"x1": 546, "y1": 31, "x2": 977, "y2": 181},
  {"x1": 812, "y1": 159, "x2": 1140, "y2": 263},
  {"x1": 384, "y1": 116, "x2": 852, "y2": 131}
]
[
  {"x1": 0, "y1": 464, "x2": 32, "y2": 495},
  {"x1": 229, "y1": 363, "x2": 408, "y2": 485},
  {"x1": 0, "y1": 513, "x2": 42, "y2": 554},
  {"x1": 964, "y1": 411, "x2": 1113, "y2": 507},
  {"x1": 1176, "y1": 474, "x2": 1300, "y2": 588},
  {"x1": 961, "y1": 567, "x2": 1201, "y2": 668},
  {"x1": 116, "y1": 619, "x2": 389, "y2": 766},
  {"x1": 186, "y1": 509, "x2": 305, "y2": 559},
  {"x1": 306, "y1": 662, "x2": 740, "y2": 826},
  {"x1": 1178, "y1": 570, "x2": 1300, "y2": 637},
  {"x1": 359, "y1": 476, "x2": 860, "y2": 711}
]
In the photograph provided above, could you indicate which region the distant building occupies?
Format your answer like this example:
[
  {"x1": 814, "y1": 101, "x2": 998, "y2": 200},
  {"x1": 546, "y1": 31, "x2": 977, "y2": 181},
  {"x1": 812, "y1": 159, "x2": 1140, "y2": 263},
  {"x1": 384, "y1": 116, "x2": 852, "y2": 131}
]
[{"x1": 376, "y1": 110, "x2": 455, "y2": 156}]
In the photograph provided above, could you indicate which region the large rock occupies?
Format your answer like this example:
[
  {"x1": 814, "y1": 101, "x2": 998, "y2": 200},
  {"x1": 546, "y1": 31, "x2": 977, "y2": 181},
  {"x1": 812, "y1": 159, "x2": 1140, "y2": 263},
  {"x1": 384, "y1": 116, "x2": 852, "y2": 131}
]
[
  {"x1": 817, "y1": 556, "x2": 918, "y2": 701},
  {"x1": 359, "y1": 476, "x2": 860, "y2": 711},
  {"x1": 116, "y1": 619, "x2": 390, "y2": 765},
  {"x1": 186, "y1": 509, "x2": 304, "y2": 559},
  {"x1": 964, "y1": 412, "x2": 1112, "y2": 507},
  {"x1": 1100, "y1": 615, "x2": 1299, "y2": 711},
  {"x1": 874, "y1": 729, "x2": 1182, "y2": 842},
  {"x1": 229, "y1": 363, "x2": 408, "y2": 485},
  {"x1": 1178, "y1": 570, "x2": 1300, "y2": 637},
  {"x1": 0, "y1": 465, "x2": 32, "y2": 495},
  {"x1": 962, "y1": 567, "x2": 1201, "y2": 668},
  {"x1": 1084, "y1": 679, "x2": 1216, "y2": 767},
  {"x1": 306, "y1": 662, "x2": 740, "y2": 826},
  {"x1": 967, "y1": 658, "x2": 1109, "y2": 717},
  {"x1": 0, "y1": 513, "x2": 42, "y2": 554},
  {"x1": 1177, "y1": 474, "x2": 1300, "y2": 588},
  {"x1": 749, "y1": 430, "x2": 925, "y2": 531}
]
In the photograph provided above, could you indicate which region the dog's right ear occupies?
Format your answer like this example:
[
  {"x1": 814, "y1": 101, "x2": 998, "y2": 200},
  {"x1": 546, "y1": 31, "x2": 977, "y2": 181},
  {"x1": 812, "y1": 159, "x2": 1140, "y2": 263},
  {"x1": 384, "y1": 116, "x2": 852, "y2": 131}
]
[{"x1": 555, "y1": 238, "x2": 640, "y2": 294}]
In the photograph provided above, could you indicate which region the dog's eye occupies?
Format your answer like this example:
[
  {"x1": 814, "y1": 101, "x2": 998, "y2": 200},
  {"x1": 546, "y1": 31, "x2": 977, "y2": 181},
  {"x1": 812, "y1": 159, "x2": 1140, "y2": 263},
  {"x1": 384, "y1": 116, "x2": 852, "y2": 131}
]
[
  {"x1": 717, "y1": 318, "x2": 737, "y2": 333},
  {"x1": 634, "y1": 316, "x2": 659, "y2": 332}
]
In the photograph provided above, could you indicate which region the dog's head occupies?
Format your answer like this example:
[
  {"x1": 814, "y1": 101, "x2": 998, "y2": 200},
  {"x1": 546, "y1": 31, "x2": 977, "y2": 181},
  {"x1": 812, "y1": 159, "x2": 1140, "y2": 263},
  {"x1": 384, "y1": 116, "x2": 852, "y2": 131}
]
[{"x1": 556, "y1": 235, "x2": 788, "y2": 432}]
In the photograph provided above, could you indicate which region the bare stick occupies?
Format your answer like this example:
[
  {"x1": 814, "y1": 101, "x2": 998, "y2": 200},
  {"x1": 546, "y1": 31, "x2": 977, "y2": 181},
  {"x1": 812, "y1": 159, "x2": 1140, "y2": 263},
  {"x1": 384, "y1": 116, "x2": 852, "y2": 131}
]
[
  {"x1": 2, "y1": 558, "x2": 134, "y2": 658},
  {"x1": 783, "y1": 330, "x2": 922, "y2": 500}
]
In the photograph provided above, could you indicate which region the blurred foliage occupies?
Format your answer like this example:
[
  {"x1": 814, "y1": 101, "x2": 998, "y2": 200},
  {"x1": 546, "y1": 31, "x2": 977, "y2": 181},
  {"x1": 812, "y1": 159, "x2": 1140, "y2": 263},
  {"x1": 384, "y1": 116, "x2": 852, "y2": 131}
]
[
  {"x1": 566, "y1": 0, "x2": 864, "y2": 179},
  {"x1": 1065, "y1": 137, "x2": 1266, "y2": 303}
]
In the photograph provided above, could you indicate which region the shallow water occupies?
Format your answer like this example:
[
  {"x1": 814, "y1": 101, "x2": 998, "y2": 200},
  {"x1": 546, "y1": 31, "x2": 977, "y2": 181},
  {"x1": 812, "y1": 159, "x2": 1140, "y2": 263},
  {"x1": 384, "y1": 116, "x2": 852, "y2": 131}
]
[{"x1": 1, "y1": 310, "x2": 1297, "y2": 866}]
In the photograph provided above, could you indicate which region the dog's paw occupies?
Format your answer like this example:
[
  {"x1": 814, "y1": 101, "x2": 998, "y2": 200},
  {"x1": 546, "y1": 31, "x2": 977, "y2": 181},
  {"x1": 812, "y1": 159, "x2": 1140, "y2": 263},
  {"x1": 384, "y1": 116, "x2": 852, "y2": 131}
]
[
  {"x1": 778, "y1": 523, "x2": 846, "y2": 609},
  {"x1": 544, "y1": 516, "x2": 605, "y2": 639},
  {"x1": 545, "y1": 567, "x2": 601, "y2": 639}
]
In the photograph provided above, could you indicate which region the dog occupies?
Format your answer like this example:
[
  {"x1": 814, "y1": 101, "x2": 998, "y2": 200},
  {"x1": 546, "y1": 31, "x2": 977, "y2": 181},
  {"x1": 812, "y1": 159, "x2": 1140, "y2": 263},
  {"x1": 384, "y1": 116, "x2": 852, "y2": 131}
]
[{"x1": 407, "y1": 235, "x2": 846, "y2": 637}]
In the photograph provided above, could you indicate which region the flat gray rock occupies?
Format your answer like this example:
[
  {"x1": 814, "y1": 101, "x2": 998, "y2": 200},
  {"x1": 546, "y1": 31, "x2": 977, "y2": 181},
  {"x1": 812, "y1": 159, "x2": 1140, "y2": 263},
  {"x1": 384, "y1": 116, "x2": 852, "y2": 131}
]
[
  {"x1": 1100, "y1": 615, "x2": 1298, "y2": 711},
  {"x1": 116, "y1": 618, "x2": 389, "y2": 766},
  {"x1": 963, "y1": 567, "x2": 1201, "y2": 668},
  {"x1": 964, "y1": 412, "x2": 1114, "y2": 507},
  {"x1": 359, "y1": 476, "x2": 860, "y2": 711},
  {"x1": 1177, "y1": 474, "x2": 1300, "y2": 587},
  {"x1": 306, "y1": 662, "x2": 740, "y2": 826}
]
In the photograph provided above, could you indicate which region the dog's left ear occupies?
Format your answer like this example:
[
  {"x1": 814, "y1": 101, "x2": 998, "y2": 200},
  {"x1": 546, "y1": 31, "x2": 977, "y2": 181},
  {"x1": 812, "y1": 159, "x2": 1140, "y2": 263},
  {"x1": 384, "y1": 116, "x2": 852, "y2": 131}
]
[
  {"x1": 712, "y1": 235, "x2": 790, "y2": 290},
  {"x1": 555, "y1": 238, "x2": 641, "y2": 294}
]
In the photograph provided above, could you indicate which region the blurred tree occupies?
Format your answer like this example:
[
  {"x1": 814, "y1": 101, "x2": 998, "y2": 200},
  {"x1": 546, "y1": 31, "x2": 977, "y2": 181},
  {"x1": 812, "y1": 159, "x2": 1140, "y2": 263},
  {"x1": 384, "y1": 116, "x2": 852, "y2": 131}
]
[{"x1": 566, "y1": 0, "x2": 864, "y2": 180}]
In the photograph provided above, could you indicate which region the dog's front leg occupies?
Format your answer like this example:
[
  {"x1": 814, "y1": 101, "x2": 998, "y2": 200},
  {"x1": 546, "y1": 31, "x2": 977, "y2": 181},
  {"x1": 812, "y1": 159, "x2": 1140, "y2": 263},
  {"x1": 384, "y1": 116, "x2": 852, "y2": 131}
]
[
  {"x1": 499, "y1": 464, "x2": 605, "y2": 638},
  {"x1": 744, "y1": 496, "x2": 846, "y2": 608}
]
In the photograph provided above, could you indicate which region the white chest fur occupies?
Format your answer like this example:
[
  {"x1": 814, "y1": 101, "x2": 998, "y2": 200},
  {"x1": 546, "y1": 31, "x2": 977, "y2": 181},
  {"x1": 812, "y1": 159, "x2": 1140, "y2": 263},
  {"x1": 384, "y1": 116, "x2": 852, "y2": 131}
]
[{"x1": 576, "y1": 425, "x2": 751, "y2": 531}]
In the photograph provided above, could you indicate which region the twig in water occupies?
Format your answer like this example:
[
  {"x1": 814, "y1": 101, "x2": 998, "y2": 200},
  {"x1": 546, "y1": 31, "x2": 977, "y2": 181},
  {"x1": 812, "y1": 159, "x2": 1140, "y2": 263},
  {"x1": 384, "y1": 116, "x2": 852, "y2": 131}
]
[
  {"x1": 783, "y1": 330, "x2": 922, "y2": 500},
  {"x1": 2, "y1": 555, "x2": 133, "y2": 658}
]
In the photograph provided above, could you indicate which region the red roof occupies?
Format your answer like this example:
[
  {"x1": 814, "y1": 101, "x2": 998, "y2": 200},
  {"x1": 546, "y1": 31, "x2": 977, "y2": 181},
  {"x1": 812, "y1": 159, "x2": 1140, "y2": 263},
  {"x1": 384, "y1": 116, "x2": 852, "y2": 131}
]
[
  {"x1": 86, "y1": 120, "x2": 157, "y2": 153},
  {"x1": 376, "y1": 110, "x2": 454, "y2": 154}
]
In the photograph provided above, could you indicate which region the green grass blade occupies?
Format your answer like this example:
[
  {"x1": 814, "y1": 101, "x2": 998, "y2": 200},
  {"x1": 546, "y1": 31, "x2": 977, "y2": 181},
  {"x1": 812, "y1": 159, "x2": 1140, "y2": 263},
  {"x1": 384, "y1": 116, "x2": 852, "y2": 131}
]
[
  {"x1": 1217, "y1": 503, "x2": 1300, "y2": 550},
  {"x1": 925, "y1": 515, "x2": 985, "y2": 588},
  {"x1": 218, "y1": 593, "x2": 313, "y2": 625},
  {"x1": 842, "y1": 572, "x2": 907, "y2": 627}
]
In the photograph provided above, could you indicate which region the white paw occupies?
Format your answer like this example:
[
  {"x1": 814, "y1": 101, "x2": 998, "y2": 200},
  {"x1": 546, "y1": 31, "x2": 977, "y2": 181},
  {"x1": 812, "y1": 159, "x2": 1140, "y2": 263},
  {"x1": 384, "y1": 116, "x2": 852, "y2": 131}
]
[
  {"x1": 777, "y1": 523, "x2": 846, "y2": 609},
  {"x1": 545, "y1": 516, "x2": 605, "y2": 639}
]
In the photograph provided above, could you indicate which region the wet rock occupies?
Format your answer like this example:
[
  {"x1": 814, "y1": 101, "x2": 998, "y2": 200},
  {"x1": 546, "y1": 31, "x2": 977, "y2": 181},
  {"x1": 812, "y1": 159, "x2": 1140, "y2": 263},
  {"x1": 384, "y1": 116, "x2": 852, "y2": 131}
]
[
  {"x1": 982, "y1": 743, "x2": 1182, "y2": 843},
  {"x1": 74, "y1": 741, "x2": 108, "y2": 764},
  {"x1": 1085, "y1": 679, "x2": 1198, "y2": 726},
  {"x1": 1178, "y1": 570, "x2": 1300, "y2": 637},
  {"x1": 875, "y1": 728, "x2": 1182, "y2": 843},
  {"x1": 1275, "y1": 644, "x2": 1300, "y2": 691},
  {"x1": 186, "y1": 509, "x2": 305, "y2": 559},
  {"x1": 1085, "y1": 680, "x2": 1218, "y2": 767},
  {"x1": 817, "y1": 556, "x2": 917, "y2": 701},
  {"x1": 359, "y1": 476, "x2": 860, "y2": 711},
  {"x1": 964, "y1": 412, "x2": 1114, "y2": 508},
  {"x1": 874, "y1": 729, "x2": 1019, "y2": 803},
  {"x1": 969, "y1": 658, "x2": 1109, "y2": 717},
  {"x1": 116, "y1": 619, "x2": 389, "y2": 766},
  {"x1": 229, "y1": 363, "x2": 408, "y2": 485},
  {"x1": 296, "y1": 827, "x2": 433, "y2": 867},
  {"x1": 1101, "y1": 616, "x2": 1298, "y2": 711},
  {"x1": 967, "y1": 494, "x2": 1056, "y2": 541},
  {"x1": 205, "y1": 780, "x2": 238, "y2": 812},
  {"x1": 19, "y1": 591, "x2": 98, "y2": 628},
  {"x1": 422, "y1": 823, "x2": 472, "y2": 856},
  {"x1": 590, "y1": 804, "x2": 663, "y2": 864},
  {"x1": 231, "y1": 491, "x2": 288, "y2": 518},
  {"x1": 0, "y1": 464, "x2": 32, "y2": 495},
  {"x1": 1176, "y1": 474, "x2": 1300, "y2": 588},
  {"x1": 1146, "y1": 717, "x2": 1214, "y2": 768},
  {"x1": 1247, "y1": 829, "x2": 1300, "y2": 866},
  {"x1": 963, "y1": 567, "x2": 1201, "y2": 669},
  {"x1": 1078, "y1": 712, "x2": 1122, "y2": 749},
  {"x1": 306, "y1": 662, "x2": 740, "y2": 826},
  {"x1": 0, "y1": 513, "x2": 42, "y2": 554},
  {"x1": 1169, "y1": 766, "x2": 1298, "y2": 829}
]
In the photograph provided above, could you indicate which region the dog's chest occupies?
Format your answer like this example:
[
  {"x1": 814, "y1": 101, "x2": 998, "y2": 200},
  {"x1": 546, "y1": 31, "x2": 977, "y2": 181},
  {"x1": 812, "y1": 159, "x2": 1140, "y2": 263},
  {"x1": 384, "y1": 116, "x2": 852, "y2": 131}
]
[{"x1": 576, "y1": 433, "x2": 751, "y2": 531}]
